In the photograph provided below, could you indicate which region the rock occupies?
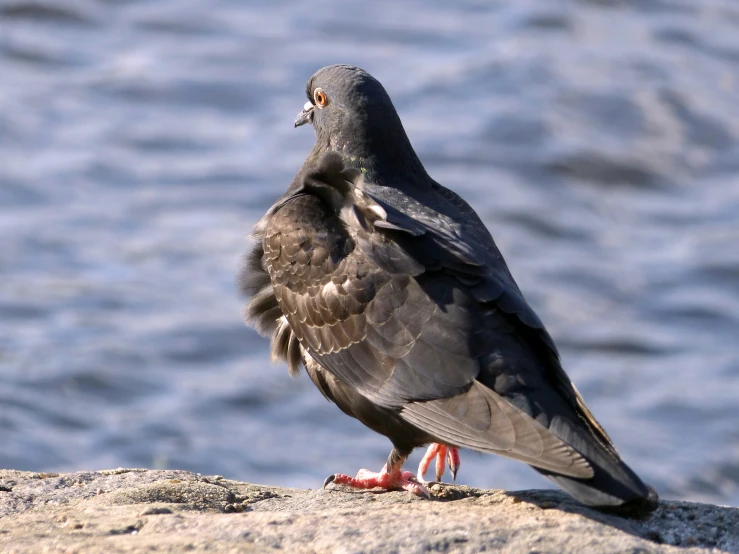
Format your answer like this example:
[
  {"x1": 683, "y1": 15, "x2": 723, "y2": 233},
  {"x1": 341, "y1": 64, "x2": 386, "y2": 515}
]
[{"x1": 0, "y1": 469, "x2": 737, "y2": 553}]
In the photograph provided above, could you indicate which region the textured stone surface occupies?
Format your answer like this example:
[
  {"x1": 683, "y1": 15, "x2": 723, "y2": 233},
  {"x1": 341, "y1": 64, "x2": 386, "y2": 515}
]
[{"x1": 0, "y1": 469, "x2": 737, "y2": 553}]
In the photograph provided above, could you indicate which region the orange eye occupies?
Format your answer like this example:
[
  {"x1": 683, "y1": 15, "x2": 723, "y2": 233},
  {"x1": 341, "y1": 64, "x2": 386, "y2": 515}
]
[{"x1": 313, "y1": 88, "x2": 328, "y2": 108}]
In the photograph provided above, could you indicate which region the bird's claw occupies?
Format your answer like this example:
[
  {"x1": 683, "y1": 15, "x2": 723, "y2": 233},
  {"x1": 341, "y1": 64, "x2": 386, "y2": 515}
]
[
  {"x1": 447, "y1": 448, "x2": 460, "y2": 482},
  {"x1": 417, "y1": 444, "x2": 461, "y2": 483},
  {"x1": 322, "y1": 467, "x2": 430, "y2": 498}
]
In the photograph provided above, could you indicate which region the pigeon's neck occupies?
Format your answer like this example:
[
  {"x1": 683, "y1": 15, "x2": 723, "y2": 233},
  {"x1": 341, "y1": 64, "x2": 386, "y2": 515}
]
[{"x1": 306, "y1": 117, "x2": 428, "y2": 190}]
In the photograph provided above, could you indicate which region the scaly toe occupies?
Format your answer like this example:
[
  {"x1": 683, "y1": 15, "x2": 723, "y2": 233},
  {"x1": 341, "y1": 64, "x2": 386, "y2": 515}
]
[
  {"x1": 402, "y1": 476, "x2": 431, "y2": 498},
  {"x1": 417, "y1": 443, "x2": 444, "y2": 483},
  {"x1": 435, "y1": 445, "x2": 448, "y2": 482},
  {"x1": 447, "y1": 448, "x2": 461, "y2": 482}
]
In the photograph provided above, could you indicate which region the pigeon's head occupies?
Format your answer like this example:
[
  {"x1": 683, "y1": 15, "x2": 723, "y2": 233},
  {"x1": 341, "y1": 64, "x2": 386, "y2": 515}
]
[
  {"x1": 294, "y1": 65, "x2": 422, "y2": 181},
  {"x1": 294, "y1": 65, "x2": 392, "y2": 132}
]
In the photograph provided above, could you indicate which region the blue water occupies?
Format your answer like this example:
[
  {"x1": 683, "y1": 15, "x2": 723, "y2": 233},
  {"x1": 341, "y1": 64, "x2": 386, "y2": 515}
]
[{"x1": 1, "y1": 0, "x2": 738, "y2": 506}]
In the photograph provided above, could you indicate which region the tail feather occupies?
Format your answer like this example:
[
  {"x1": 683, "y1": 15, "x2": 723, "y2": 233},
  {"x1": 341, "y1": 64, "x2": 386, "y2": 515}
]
[
  {"x1": 535, "y1": 414, "x2": 658, "y2": 514},
  {"x1": 537, "y1": 466, "x2": 659, "y2": 515}
]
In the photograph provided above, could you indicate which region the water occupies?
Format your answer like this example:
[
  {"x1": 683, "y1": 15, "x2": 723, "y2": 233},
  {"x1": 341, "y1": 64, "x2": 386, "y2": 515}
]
[{"x1": 1, "y1": 0, "x2": 738, "y2": 507}]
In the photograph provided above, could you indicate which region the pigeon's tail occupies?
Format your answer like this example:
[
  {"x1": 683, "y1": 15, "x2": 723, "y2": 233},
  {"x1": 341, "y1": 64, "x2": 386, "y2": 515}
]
[
  {"x1": 532, "y1": 417, "x2": 659, "y2": 515},
  {"x1": 535, "y1": 462, "x2": 658, "y2": 516}
]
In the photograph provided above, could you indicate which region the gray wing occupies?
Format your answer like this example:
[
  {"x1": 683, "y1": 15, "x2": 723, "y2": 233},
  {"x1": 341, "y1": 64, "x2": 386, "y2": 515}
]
[
  {"x1": 250, "y1": 153, "x2": 599, "y2": 477},
  {"x1": 369, "y1": 175, "x2": 615, "y2": 454}
]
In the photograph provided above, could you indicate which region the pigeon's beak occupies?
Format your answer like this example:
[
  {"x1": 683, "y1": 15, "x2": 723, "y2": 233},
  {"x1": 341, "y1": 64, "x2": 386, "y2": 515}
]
[{"x1": 294, "y1": 101, "x2": 314, "y2": 128}]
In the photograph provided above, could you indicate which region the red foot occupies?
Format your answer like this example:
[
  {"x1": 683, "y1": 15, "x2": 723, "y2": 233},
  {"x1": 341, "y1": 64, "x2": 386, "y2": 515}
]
[
  {"x1": 324, "y1": 464, "x2": 429, "y2": 497},
  {"x1": 417, "y1": 444, "x2": 460, "y2": 483}
]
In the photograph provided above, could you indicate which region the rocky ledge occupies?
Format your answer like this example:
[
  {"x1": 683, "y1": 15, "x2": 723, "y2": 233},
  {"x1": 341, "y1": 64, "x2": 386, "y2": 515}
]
[{"x1": 0, "y1": 469, "x2": 737, "y2": 553}]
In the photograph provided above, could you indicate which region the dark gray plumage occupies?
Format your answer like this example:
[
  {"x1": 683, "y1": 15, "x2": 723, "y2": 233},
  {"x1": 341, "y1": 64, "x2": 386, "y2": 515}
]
[{"x1": 241, "y1": 64, "x2": 657, "y2": 513}]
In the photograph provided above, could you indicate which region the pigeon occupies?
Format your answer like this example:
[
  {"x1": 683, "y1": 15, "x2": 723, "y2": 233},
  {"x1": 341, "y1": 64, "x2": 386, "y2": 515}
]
[{"x1": 241, "y1": 64, "x2": 658, "y2": 513}]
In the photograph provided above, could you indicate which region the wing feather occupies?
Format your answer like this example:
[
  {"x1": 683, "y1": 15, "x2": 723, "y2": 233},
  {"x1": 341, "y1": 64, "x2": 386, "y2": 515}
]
[
  {"x1": 402, "y1": 381, "x2": 593, "y2": 478},
  {"x1": 244, "y1": 152, "x2": 615, "y2": 471}
]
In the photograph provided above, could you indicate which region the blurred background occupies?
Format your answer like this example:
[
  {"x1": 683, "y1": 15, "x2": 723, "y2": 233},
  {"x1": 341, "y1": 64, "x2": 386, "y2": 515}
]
[{"x1": 1, "y1": 0, "x2": 738, "y2": 507}]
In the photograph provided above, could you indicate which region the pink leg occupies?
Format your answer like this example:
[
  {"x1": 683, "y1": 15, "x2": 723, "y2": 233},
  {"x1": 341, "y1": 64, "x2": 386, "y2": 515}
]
[
  {"x1": 324, "y1": 451, "x2": 429, "y2": 497},
  {"x1": 417, "y1": 443, "x2": 461, "y2": 483}
]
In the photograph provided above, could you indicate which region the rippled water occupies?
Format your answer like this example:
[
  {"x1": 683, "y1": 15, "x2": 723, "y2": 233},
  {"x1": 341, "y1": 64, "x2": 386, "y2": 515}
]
[{"x1": 1, "y1": 0, "x2": 738, "y2": 507}]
